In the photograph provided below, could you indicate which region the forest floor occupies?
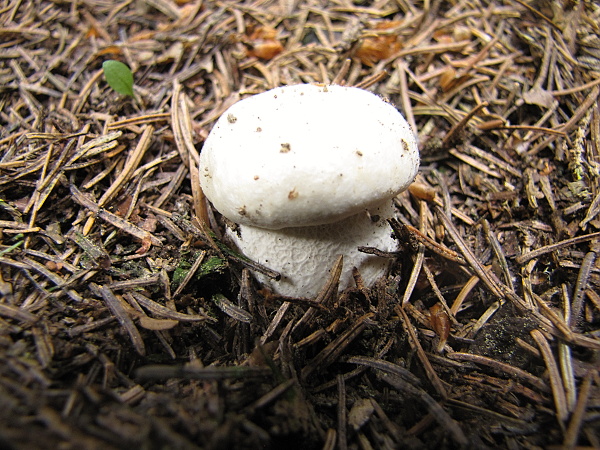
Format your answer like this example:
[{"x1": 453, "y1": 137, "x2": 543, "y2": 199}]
[{"x1": 1, "y1": 0, "x2": 600, "y2": 448}]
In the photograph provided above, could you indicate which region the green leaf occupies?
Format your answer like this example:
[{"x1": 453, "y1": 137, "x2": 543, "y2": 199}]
[{"x1": 102, "y1": 60, "x2": 135, "y2": 98}]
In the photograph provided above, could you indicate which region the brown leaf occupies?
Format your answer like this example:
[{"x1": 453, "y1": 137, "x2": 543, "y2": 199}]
[
  {"x1": 246, "y1": 26, "x2": 284, "y2": 60},
  {"x1": 138, "y1": 316, "x2": 179, "y2": 331},
  {"x1": 429, "y1": 302, "x2": 450, "y2": 350},
  {"x1": 354, "y1": 21, "x2": 402, "y2": 66}
]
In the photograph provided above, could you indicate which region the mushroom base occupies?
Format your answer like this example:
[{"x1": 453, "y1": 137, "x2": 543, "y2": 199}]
[{"x1": 226, "y1": 201, "x2": 399, "y2": 298}]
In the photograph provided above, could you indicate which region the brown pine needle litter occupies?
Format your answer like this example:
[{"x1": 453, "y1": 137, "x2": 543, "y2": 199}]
[{"x1": 1, "y1": 1, "x2": 600, "y2": 448}]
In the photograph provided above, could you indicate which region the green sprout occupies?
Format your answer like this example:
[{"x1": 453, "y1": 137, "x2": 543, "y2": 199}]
[{"x1": 102, "y1": 60, "x2": 135, "y2": 98}]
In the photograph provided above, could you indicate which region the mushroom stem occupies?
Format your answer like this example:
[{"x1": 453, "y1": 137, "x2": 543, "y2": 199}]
[{"x1": 226, "y1": 201, "x2": 399, "y2": 298}]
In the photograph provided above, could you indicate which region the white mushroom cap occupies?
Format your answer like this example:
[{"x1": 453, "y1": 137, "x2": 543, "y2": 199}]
[{"x1": 199, "y1": 84, "x2": 419, "y2": 230}]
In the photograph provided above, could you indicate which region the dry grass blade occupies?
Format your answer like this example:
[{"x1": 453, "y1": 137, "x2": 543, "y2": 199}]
[
  {"x1": 213, "y1": 293, "x2": 252, "y2": 323},
  {"x1": 171, "y1": 250, "x2": 206, "y2": 298},
  {"x1": 402, "y1": 244, "x2": 424, "y2": 307},
  {"x1": 347, "y1": 356, "x2": 421, "y2": 386},
  {"x1": 0, "y1": 303, "x2": 38, "y2": 324},
  {"x1": 402, "y1": 222, "x2": 466, "y2": 264},
  {"x1": 515, "y1": 232, "x2": 600, "y2": 265},
  {"x1": 558, "y1": 341, "x2": 576, "y2": 412},
  {"x1": 84, "y1": 125, "x2": 155, "y2": 230},
  {"x1": 136, "y1": 364, "x2": 272, "y2": 381},
  {"x1": 260, "y1": 301, "x2": 291, "y2": 345},
  {"x1": 107, "y1": 113, "x2": 170, "y2": 130},
  {"x1": 434, "y1": 205, "x2": 504, "y2": 300},
  {"x1": 396, "y1": 306, "x2": 447, "y2": 399},
  {"x1": 446, "y1": 352, "x2": 549, "y2": 392},
  {"x1": 563, "y1": 371, "x2": 595, "y2": 449},
  {"x1": 313, "y1": 254, "x2": 344, "y2": 304},
  {"x1": 483, "y1": 219, "x2": 515, "y2": 291},
  {"x1": 97, "y1": 284, "x2": 145, "y2": 356},
  {"x1": 32, "y1": 326, "x2": 54, "y2": 368},
  {"x1": 378, "y1": 372, "x2": 467, "y2": 446},
  {"x1": 69, "y1": 231, "x2": 111, "y2": 268},
  {"x1": 291, "y1": 255, "x2": 343, "y2": 338},
  {"x1": 247, "y1": 379, "x2": 296, "y2": 411},
  {"x1": 527, "y1": 87, "x2": 600, "y2": 156},
  {"x1": 130, "y1": 291, "x2": 215, "y2": 323},
  {"x1": 66, "y1": 316, "x2": 116, "y2": 338},
  {"x1": 63, "y1": 131, "x2": 122, "y2": 168},
  {"x1": 569, "y1": 250, "x2": 596, "y2": 329},
  {"x1": 171, "y1": 81, "x2": 209, "y2": 225},
  {"x1": 301, "y1": 313, "x2": 373, "y2": 381},
  {"x1": 442, "y1": 102, "x2": 488, "y2": 149},
  {"x1": 70, "y1": 184, "x2": 163, "y2": 248},
  {"x1": 530, "y1": 329, "x2": 569, "y2": 424},
  {"x1": 337, "y1": 375, "x2": 347, "y2": 450},
  {"x1": 108, "y1": 274, "x2": 161, "y2": 291},
  {"x1": 322, "y1": 429, "x2": 336, "y2": 450}
]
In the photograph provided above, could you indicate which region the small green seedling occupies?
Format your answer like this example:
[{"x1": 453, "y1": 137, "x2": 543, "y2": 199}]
[{"x1": 102, "y1": 60, "x2": 135, "y2": 98}]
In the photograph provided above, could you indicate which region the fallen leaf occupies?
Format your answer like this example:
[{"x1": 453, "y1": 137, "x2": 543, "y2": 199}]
[{"x1": 139, "y1": 316, "x2": 179, "y2": 331}]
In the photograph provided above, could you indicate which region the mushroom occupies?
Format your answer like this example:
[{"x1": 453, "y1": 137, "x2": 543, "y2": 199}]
[{"x1": 199, "y1": 84, "x2": 419, "y2": 298}]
